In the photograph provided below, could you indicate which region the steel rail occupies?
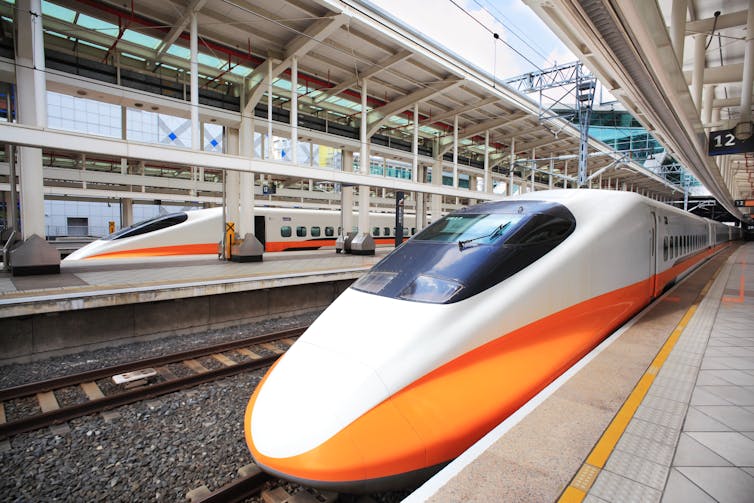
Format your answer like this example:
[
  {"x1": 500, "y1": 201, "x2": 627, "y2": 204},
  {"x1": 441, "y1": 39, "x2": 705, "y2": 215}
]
[
  {"x1": 0, "y1": 327, "x2": 305, "y2": 402},
  {"x1": 0, "y1": 354, "x2": 278, "y2": 439},
  {"x1": 197, "y1": 471, "x2": 274, "y2": 503}
]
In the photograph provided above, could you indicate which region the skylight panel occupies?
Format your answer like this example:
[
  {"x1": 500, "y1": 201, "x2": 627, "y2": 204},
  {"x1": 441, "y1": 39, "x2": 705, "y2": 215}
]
[
  {"x1": 42, "y1": 1, "x2": 76, "y2": 23},
  {"x1": 229, "y1": 65, "x2": 252, "y2": 77},
  {"x1": 76, "y1": 13, "x2": 118, "y2": 35},
  {"x1": 197, "y1": 53, "x2": 224, "y2": 68},
  {"x1": 121, "y1": 29, "x2": 161, "y2": 50},
  {"x1": 166, "y1": 45, "x2": 190, "y2": 60}
]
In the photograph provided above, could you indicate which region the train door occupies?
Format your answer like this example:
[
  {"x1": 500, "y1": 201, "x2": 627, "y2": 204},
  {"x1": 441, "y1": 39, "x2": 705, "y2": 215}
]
[
  {"x1": 254, "y1": 215, "x2": 266, "y2": 248},
  {"x1": 649, "y1": 210, "x2": 658, "y2": 298}
]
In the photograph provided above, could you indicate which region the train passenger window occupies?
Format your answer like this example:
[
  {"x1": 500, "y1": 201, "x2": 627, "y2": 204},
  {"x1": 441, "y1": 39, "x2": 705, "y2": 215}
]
[
  {"x1": 311, "y1": 226, "x2": 321, "y2": 237},
  {"x1": 325, "y1": 227, "x2": 334, "y2": 237},
  {"x1": 411, "y1": 228, "x2": 416, "y2": 235},
  {"x1": 372, "y1": 227, "x2": 380, "y2": 237},
  {"x1": 384, "y1": 227, "x2": 390, "y2": 236},
  {"x1": 506, "y1": 215, "x2": 574, "y2": 245},
  {"x1": 281, "y1": 226, "x2": 292, "y2": 238},
  {"x1": 663, "y1": 237, "x2": 668, "y2": 261},
  {"x1": 338, "y1": 227, "x2": 342, "y2": 235},
  {"x1": 403, "y1": 227, "x2": 409, "y2": 236},
  {"x1": 296, "y1": 226, "x2": 307, "y2": 237}
]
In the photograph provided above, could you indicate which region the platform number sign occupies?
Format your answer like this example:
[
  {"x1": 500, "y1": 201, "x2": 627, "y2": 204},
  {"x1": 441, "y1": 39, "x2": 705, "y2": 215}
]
[{"x1": 708, "y1": 127, "x2": 754, "y2": 156}]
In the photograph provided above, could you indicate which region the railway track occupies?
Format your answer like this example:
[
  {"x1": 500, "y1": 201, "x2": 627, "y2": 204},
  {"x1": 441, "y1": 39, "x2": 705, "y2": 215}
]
[{"x1": 0, "y1": 327, "x2": 305, "y2": 440}]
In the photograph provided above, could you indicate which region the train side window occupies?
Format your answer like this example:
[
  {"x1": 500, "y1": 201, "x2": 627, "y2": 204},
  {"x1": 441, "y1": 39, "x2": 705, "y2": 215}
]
[
  {"x1": 663, "y1": 237, "x2": 668, "y2": 261},
  {"x1": 325, "y1": 226, "x2": 334, "y2": 237},
  {"x1": 311, "y1": 226, "x2": 321, "y2": 237},
  {"x1": 384, "y1": 227, "x2": 390, "y2": 236},
  {"x1": 296, "y1": 226, "x2": 307, "y2": 237},
  {"x1": 108, "y1": 213, "x2": 188, "y2": 240},
  {"x1": 281, "y1": 226, "x2": 292, "y2": 238},
  {"x1": 372, "y1": 227, "x2": 380, "y2": 237},
  {"x1": 411, "y1": 228, "x2": 416, "y2": 235},
  {"x1": 338, "y1": 227, "x2": 342, "y2": 236},
  {"x1": 506, "y1": 215, "x2": 574, "y2": 245},
  {"x1": 403, "y1": 227, "x2": 408, "y2": 235}
]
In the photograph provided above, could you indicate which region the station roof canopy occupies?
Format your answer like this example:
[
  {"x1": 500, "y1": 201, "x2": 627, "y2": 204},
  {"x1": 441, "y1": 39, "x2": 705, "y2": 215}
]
[
  {"x1": 526, "y1": 0, "x2": 753, "y2": 221},
  {"x1": 5, "y1": 0, "x2": 684, "y2": 197}
]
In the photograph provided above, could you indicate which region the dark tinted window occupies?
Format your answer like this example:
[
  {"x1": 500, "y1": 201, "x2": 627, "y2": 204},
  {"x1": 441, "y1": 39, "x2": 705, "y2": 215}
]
[
  {"x1": 296, "y1": 226, "x2": 306, "y2": 237},
  {"x1": 311, "y1": 226, "x2": 321, "y2": 237},
  {"x1": 506, "y1": 215, "x2": 573, "y2": 245},
  {"x1": 107, "y1": 213, "x2": 188, "y2": 240},
  {"x1": 384, "y1": 227, "x2": 390, "y2": 236},
  {"x1": 325, "y1": 226, "x2": 334, "y2": 237},
  {"x1": 372, "y1": 226, "x2": 380, "y2": 237},
  {"x1": 281, "y1": 226, "x2": 291, "y2": 238}
]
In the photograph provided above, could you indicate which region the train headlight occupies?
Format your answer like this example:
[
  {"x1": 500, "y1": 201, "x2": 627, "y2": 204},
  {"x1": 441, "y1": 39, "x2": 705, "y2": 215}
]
[
  {"x1": 399, "y1": 275, "x2": 463, "y2": 303},
  {"x1": 353, "y1": 271, "x2": 397, "y2": 294}
]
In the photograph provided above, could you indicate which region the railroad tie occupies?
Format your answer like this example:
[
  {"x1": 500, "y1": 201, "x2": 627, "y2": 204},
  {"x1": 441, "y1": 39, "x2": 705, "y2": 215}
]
[
  {"x1": 282, "y1": 338, "x2": 299, "y2": 347},
  {"x1": 155, "y1": 365, "x2": 177, "y2": 381},
  {"x1": 36, "y1": 391, "x2": 60, "y2": 413},
  {"x1": 237, "y1": 348, "x2": 262, "y2": 359},
  {"x1": 260, "y1": 343, "x2": 284, "y2": 355},
  {"x1": 0, "y1": 402, "x2": 5, "y2": 424},
  {"x1": 211, "y1": 353, "x2": 237, "y2": 367},
  {"x1": 80, "y1": 382, "x2": 105, "y2": 401},
  {"x1": 183, "y1": 359, "x2": 209, "y2": 374}
]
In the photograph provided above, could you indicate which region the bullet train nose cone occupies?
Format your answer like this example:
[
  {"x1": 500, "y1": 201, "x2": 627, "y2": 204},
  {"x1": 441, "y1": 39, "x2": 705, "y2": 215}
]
[{"x1": 250, "y1": 341, "x2": 390, "y2": 459}]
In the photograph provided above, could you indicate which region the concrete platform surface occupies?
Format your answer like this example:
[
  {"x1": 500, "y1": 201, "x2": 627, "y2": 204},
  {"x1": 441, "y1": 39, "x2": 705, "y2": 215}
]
[
  {"x1": 409, "y1": 242, "x2": 752, "y2": 502},
  {"x1": 0, "y1": 249, "x2": 388, "y2": 318}
]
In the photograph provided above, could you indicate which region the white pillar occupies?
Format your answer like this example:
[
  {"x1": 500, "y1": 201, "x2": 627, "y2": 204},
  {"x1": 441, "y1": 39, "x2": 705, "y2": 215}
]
[
  {"x1": 291, "y1": 56, "x2": 298, "y2": 164},
  {"x1": 342, "y1": 150, "x2": 354, "y2": 235},
  {"x1": 120, "y1": 198, "x2": 133, "y2": 228},
  {"x1": 453, "y1": 115, "x2": 459, "y2": 188},
  {"x1": 530, "y1": 148, "x2": 536, "y2": 191},
  {"x1": 190, "y1": 14, "x2": 199, "y2": 150},
  {"x1": 267, "y1": 58, "x2": 273, "y2": 160},
  {"x1": 702, "y1": 85, "x2": 715, "y2": 126},
  {"x1": 431, "y1": 157, "x2": 442, "y2": 224},
  {"x1": 507, "y1": 137, "x2": 515, "y2": 196},
  {"x1": 239, "y1": 115, "x2": 254, "y2": 235},
  {"x1": 691, "y1": 33, "x2": 706, "y2": 112},
  {"x1": 563, "y1": 161, "x2": 569, "y2": 189},
  {"x1": 226, "y1": 128, "x2": 241, "y2": 231},
  {"x1": 740, "y1": 0, "x2": 754, "y2": 125},
  {"x1": 549, "y1": 159, "x2": 554, "y2": 189},
  {"x1": 670, "y1": 0, "x2": 687, "y2": 66},
  {"x1": 15, "y1": 0, "x2": 46, "y2": 239},
  {"x1": 359, "y1": 79, "x2": 369, "y2": 233},
  {"x1": 412, "y1": 104, "x2": 419, "y2": 182},
  {"x1": 484, "y1": 130, "x2": 491, "y2": 193}
]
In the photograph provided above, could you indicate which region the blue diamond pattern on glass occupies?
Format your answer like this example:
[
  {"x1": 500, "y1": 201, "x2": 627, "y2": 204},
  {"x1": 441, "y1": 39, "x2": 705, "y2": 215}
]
[
  {"x1": 210, "y1": 139, "x2": 218, "y2": 147},
  {"x1": 168, "y1": 132, "x2": 177, "y2": 141}
]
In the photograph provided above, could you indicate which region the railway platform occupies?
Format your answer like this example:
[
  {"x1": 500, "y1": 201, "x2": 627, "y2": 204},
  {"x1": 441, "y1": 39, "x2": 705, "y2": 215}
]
[
  {"x1": 409, "y1": 241, "x2": 753, "y2": 503},
  {"x1": 0, "y1": 249, "x2": 386, "y2": 363}
]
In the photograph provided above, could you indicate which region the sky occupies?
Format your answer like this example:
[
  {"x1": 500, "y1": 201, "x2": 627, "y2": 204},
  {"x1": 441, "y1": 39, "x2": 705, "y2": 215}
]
[{"x1": 367, "y1": 0, "x2": 576, "y2": 81}]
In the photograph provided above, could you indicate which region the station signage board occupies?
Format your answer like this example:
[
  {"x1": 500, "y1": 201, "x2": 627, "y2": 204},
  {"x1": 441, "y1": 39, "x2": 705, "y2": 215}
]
[
  {"x1": 734, "y1": 200, "x2": 754, "y2": 208},
  {"x1": 708, "y1": 127, "x2": 754, "y2": 156}
]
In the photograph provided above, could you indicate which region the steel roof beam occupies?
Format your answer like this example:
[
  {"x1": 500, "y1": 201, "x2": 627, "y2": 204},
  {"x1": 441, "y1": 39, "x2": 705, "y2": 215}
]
[
  {"x1": 418, "y1": 97, "x2": 499, "y2": 126},
  {"x1": 437, "y1": 114, "x2": 528, "y2": 156},
  {"x1": 366, "y1": 77, "x2": 463, "y2": 137},
  {"x1": 154, "y1": 0, "x2": 208, "y2": 61},
  {"x1": 314, "y1": 49, "x2": 412, "y2": 103},
  {"x1": 244, "y1": 13, "x2": 348, "y2": 112}
]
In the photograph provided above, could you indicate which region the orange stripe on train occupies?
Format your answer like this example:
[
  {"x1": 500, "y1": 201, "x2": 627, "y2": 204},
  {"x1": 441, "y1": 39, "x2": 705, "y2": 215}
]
[{"x1": 87, "y1": 243, "x2": 218, "y2": 259}]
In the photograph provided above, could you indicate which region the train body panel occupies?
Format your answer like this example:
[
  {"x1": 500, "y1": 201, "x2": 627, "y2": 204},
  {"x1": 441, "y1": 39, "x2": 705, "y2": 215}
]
[
  {"x1": 244, "y1": 189, "x2": 738, "y2": 491},
  {"x1": 63, "y1": 207, "x2": 416, "y2": 260}
]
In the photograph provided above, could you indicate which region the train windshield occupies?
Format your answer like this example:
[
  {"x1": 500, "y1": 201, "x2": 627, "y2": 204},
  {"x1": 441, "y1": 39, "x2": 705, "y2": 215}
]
[
  {"x1": 413, "y1": 214, "x2": 523, "y2": 246},
  {"x1": 105, "y1": 213, "x2": 188, "y2": 240},
  {"x1": 352, "y1": 200, "x2": 575, "y2": 304}
]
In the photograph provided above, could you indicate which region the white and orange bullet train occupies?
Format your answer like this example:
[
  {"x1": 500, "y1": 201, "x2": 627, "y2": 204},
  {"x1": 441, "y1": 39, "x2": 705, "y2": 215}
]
[
  {"x1": 244, "y1": 189, "x2": 739, "y2": 492},
  {"x1": 64, "y1": 207, "x2": 416, "y2": 260}
]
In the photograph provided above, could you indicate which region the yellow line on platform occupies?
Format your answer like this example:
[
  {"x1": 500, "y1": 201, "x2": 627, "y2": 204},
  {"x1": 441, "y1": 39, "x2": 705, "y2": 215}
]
[{"x1": 557, "y1": 270, "x2": 717, "y2": 503}]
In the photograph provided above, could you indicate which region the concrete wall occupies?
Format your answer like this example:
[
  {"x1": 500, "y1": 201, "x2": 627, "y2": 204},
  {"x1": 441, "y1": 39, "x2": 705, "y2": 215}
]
[{"x1": 0, "y1": 279, "x2": 352, "y2": 364}]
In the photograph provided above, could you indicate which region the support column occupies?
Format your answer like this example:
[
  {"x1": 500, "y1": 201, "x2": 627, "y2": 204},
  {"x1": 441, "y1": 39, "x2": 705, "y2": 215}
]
[
  {"x1": 508, "y1": 137, "x2": 515, "y2": 196},
  {"x1": 120, "y1": 198, "x2": 133, "y2": 228},
  {"x1": 453, "y1": 115, "x2": 459, "y2": 188},
  {"x1": 740, "y1": 0, "x2": 754, "y2": 126},
  {"x1": 416, "y1": 166, "x2": 426, "y2": 230},
  {"x1": 563, "y1": 161, "x2": 569, "y2": 189},
  {"x1": 341, "y1": 150, "x2": 354, "y2": 237},
  {"x1": 431, "y1": 157, "x2": 443, "y2": 224},
  {"x1": 225, "y1": 128, "x2": 241, "y2": 231},
  {"x1": 291, "y1": 56, "x2": 298, "y2": 164},
  {"x1": 670, "y1": 0, "x2": 687, "y2": 66},
  {"x1": 352, "y1": 79, "x2": 374, "y2": 254},
  {"x1": 530, "y1": 148, "x2": 536, "y2": 192},
  {"x1": 190, "y1": 14, "x2": 199, "y2": 151},
  {"x1": 702, "y1": 85, "x2": 715, "y2": 126},
  {"x1": 549, "y1": 159, "x2": 554, "y2": 189},
  {"x1": 239, "y1": 115, "x2": 254, "y2": 237},
  {"x1": 412, "y1": 104, "x2": 419, "y2": 182},
  {"x1": 267, "y1": 58, "x2": 273, "y2": 160},
  {"x1": 10, "y1": 0, "x2": 59, "y2": 274},
  {"x1": 691, "y1": 33, "x2": 706, "y2": 112},
  {"x1": 484, "y1": 131, "x2": 491, "y2": 193}
]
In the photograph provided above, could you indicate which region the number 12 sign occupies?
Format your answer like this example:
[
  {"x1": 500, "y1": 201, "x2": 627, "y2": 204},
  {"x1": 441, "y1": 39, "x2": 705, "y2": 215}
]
[{"x1": 708, "y1": 126, "x2": 754, "y2": 156}]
